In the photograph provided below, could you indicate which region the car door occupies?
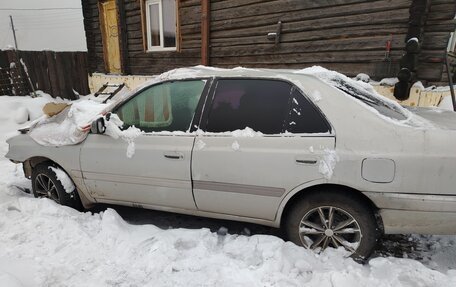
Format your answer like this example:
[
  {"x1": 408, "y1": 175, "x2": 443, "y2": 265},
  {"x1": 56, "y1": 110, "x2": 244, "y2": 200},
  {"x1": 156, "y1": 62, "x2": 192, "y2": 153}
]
[
  {"x1": 80, "y1": 79, "x2": 209, "y2": 210},
  {"x1": 192, "y1": 78, "x2": 335, "y2": 220}
]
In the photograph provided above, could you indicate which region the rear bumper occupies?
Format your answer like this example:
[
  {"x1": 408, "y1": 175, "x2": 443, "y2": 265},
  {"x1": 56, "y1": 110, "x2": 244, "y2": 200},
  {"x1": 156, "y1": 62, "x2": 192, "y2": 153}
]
[
  {"x1": 380, "y1": 209, "x2": 456, "y2": 234},
  {"x1": 364, "y1": 192, "x2": 456, "y2": 234}
]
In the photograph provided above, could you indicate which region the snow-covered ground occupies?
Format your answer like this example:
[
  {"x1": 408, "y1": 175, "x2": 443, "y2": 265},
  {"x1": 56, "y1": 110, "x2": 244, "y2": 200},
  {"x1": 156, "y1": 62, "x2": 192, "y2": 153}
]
[{"x1": 1, "y1": 93, "x2": 456, "y2": 286}]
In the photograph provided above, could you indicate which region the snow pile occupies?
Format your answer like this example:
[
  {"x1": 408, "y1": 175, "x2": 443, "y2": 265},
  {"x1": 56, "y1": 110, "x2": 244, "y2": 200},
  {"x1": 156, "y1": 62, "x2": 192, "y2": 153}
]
[
  {"x1": 355, "y1": 73, "x2": 370, "y2": 83},
  {"x1": 414, "y1": 235, "x2": 456, "y2": 271},
  {"x1": 0, "y1": 93, "x2": 55, "y2": 156},
  {"x1": 195, "y1": 127, "x2": 264, "y2": 137},
  {"x1": 438, "y1": 96, "x2": 455, "y2": 111},
  {"x1": 412, "y1": 81, "x2": 425, "y2": 90},
  {"x1": 231, "y1": 127, "x2": 264, "y2": 137},
  {"x1": 1, "y1": 197, "x2": 456, "y2": 286},
  {"x1": 425, "y1": 85, "x2": 456, "y2": 92},
  {"x1": 318, "y1": 149, "x2": 339, "y2": 179},
  {"x1": 48, "y1": 166, "x2": 75, "y2": 194},
  {"x1": 14, "y1": 106, "x2": 29, "y2": 124},
  {"x1": 379, "y1": 78, "x2": 399, "y2": 86}
]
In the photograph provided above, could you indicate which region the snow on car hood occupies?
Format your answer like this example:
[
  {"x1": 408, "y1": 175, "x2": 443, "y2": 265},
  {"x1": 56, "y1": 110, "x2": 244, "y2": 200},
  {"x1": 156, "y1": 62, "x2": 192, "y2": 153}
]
[{"x1": 28, "y1": 100, "x2": 109, "y2": 146}]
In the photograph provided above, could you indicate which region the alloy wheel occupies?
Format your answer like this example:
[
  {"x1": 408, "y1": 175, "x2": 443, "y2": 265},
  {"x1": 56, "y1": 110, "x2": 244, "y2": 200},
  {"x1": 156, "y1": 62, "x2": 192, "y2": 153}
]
[
  {"x1": 298, "y1": 206, "x2": 362, "y2": 253},
  {"x1": 34, "y1": 173, "x2": 60, "y2": 203}
]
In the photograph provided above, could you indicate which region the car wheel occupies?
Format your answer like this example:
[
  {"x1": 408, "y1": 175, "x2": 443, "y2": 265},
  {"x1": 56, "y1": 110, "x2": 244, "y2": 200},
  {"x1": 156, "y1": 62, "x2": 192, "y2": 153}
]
[
  {"x1": 285, "y1": 190, "x2": 379, "y2": 260},
  {"x1": 31, "y1": 163, "x2": 83, "y2": 210}
]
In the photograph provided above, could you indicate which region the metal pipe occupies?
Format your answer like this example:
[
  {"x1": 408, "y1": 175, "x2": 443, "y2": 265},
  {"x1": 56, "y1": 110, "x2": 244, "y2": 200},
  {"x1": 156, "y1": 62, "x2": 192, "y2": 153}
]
[
  {"x1": 201, "y1": 0, "x2": 210, "y2": 66},
  {"x1": 9, "y1": 15, "x2": 18, "y2": 49}
]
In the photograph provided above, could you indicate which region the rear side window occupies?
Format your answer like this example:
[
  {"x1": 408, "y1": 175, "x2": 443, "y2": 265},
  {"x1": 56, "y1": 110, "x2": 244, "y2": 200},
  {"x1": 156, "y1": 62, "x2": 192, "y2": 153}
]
[
  {"x1": 205, "y1": 79, "x2": 291, "y2": 134},
  {"x1": 205, "y1": 78, "x2": 331, "y2": 135},
  {"x1": 285, "y1": 88, "x2": 331, "y2": 134}
]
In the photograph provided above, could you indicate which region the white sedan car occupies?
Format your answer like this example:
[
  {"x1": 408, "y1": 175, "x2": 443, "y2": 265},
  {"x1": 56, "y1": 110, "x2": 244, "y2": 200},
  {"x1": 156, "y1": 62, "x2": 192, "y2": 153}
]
[{"x1": 6, "y1": 66, "x2": 456, "y2": 259}]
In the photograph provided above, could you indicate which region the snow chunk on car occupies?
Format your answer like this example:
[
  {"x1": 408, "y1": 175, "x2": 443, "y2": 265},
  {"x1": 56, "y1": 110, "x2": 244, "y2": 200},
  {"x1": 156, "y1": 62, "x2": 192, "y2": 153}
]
[{"x1": 28, "y1": 100, "x2": 108, "y2": 146}]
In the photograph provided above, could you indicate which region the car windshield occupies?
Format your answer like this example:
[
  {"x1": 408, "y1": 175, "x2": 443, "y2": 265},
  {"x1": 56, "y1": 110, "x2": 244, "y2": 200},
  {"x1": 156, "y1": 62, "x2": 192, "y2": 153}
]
[{"x1": 330, "y1": 78, "x2": 408, "y2": 121}]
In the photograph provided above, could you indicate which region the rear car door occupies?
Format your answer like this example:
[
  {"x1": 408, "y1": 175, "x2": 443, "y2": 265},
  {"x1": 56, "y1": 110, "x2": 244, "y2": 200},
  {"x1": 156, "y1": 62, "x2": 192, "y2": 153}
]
[
  {"x1": 192, "y1": 78, "x2": 335, "y2": 220},
  {"x1": 80, "y1": 79, "x2": 208, "y2": 210}
]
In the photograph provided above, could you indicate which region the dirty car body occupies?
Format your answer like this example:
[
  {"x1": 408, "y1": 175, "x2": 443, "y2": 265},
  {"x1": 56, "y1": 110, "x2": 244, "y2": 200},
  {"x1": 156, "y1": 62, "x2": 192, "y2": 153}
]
[{"x1": 6, "y1": 67, "x2": 456, "y2": 258}]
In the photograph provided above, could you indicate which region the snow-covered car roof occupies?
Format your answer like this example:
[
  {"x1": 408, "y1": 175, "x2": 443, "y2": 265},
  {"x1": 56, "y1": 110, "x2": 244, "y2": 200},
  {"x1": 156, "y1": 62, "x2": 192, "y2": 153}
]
[{"x1": 123, "y1": 65, "x2": 430, "y2": 129}]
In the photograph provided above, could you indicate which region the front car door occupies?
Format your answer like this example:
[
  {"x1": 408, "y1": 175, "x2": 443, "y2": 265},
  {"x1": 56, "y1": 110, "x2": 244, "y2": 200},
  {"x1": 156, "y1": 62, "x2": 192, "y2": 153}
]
[
  {"x1": 192, "y1": 78, "x2": 335, "y2": 220},
  {"x1": 80, "y1": 79, "x2": 209, "y2": 210}
]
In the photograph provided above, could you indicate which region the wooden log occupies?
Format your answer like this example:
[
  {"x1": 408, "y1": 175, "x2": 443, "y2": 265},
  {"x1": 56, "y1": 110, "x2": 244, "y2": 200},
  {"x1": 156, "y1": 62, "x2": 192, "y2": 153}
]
[
  {"x1": 427, "y1": 3, "x2": 456, "y2": 21},
  {"x1": 422, "y1": 32, "x2": 453, "y2": 50},
  {"x1": 417, "y1": 62, "x2": 445, "y2": 81},
  {"x1": 211, "y1": 8, "x2": 410, "y2": 39},
  {"x1": 211, "y1": 0, "x2": 411, "y2": 32},
  {"x1": 210, "y1": 24, "x2": 408, "y2": 47},
  {"x1": 210, "y1": 34, "x2": 408, "y2": 57},
  {"x1": 211, "y1": 0, "x2": 369, "y2": 18},
  {"x1": 179, "y1": 24, "x2": 201, "y2": 35},
  {"x1": 210, "y1": 50, "x2": 404, "y2": 66},
  {"x1": 179, "y1": 6, "x2": 200, "y2": 24},
  {"x1": 212, "y1": 0, "x2": 269, "y2": 11},
  {"x1": 180, "y1": 0, "x2": 201, "y2": 8}
]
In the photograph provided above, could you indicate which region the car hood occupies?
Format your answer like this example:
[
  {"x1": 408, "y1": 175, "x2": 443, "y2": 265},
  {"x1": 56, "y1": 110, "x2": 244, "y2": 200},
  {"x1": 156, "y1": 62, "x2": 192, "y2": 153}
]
[{"x1": 406, "y1": 107, "x2": 456, "y2": 130}]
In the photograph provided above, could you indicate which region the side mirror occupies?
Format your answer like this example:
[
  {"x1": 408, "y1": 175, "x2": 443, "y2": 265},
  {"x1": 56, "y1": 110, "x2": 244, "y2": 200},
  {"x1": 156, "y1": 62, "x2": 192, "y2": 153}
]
[{"x1": 91, "y1": 117, "x2": 106, "y2": 134}]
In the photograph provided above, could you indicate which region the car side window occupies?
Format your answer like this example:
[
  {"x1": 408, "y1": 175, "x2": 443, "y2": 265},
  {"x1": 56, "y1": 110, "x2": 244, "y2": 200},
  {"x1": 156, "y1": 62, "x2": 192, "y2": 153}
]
[
  {"x1": 285, "y1": 88, "x2": 331, "y2": 134},
  {"x1": 205, "y1": 79, "x2": 292, "y2": 134},
  {"x1": 116, "y1": 80, "x2": 206, "y2": 132}
]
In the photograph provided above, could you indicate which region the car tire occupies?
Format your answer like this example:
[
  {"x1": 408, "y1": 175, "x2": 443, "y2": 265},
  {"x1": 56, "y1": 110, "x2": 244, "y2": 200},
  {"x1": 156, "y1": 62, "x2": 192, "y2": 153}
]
[
  {"x1": 285, "y1": 189, "x2": 379, "y2": 260},
  {"x1": 31, "y1": 163, "x2": 83, "y2": 211}
]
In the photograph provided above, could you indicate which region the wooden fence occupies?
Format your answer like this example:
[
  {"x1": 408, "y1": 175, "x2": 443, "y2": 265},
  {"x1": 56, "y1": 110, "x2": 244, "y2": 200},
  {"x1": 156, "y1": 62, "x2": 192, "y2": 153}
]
[{"x1": 0, "y1": 50, "x2": 89, "y2": 100}]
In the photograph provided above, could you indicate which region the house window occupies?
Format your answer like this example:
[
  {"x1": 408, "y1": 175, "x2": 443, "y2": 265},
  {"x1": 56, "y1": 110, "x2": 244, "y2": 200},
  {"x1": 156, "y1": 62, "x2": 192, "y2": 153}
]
[{"x1": 145, "y1": 0, "x2": 177, "y2": 51}]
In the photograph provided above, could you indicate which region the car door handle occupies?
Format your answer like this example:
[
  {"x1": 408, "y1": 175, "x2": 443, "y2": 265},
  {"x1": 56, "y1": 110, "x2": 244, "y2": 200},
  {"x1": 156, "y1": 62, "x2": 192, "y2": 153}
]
[
  {"x1": 295, "y1": 157, "x2": 317, "y2": 165},
  {"x1": 164, "y1": 152, "x2": 184, "y2": 160}
]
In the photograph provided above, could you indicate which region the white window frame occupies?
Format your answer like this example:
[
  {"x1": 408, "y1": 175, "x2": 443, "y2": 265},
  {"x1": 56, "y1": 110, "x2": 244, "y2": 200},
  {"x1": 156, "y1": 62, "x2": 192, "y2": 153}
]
[{"x1": 145, "y1": 0, "x2": 177, "y2": 52}]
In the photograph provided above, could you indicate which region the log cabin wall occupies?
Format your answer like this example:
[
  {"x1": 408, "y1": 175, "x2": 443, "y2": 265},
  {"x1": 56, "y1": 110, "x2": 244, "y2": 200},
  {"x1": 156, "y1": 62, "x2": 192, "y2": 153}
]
[
  {"x1": 209, "y1": 0, "x2": 414, "y2": 79},
  {"x1": 81, "y1": 0, "x2": 455, "y2": 82}
]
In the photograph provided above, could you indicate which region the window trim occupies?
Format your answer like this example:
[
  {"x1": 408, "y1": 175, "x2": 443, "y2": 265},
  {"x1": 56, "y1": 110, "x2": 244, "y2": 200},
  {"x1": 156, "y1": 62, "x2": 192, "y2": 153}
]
[
  {"x1": 199, "y1": 77, "x2": 334, "y2": 137},
  {"x1": 143, "y1": 0, "x2": 178, "y2": 52}
]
